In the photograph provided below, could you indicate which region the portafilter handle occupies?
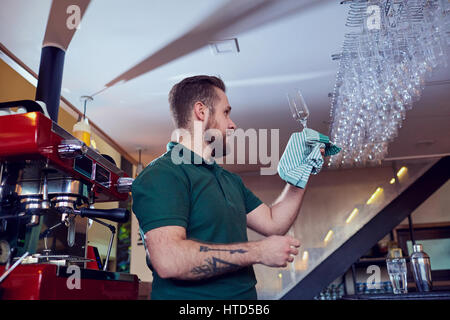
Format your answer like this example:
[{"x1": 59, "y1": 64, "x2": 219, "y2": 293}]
[{"x1": 76, "y1": 208, "x2": 130, "y2": 223}]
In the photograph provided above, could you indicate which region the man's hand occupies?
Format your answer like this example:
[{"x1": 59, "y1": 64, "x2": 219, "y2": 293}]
[
  {"x1": 320, "y1": 148, "x2": 325, "y2": 159},
  {"x1": 257, "y1": 235, "x2": 300, "y2": 267}
]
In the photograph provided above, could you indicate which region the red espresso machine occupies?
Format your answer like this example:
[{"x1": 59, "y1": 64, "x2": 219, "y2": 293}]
[
  {"x1": 0, "y1": 1, "x2": 140, "y2": 299},
  {"x1": 0, "y1": 100, "x2": 138, "y2": 299}
]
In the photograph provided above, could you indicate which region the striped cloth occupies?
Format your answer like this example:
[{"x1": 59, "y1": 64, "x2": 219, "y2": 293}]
[{"x1": 277, "y1": 128, "x2": 341, "y2": 188}]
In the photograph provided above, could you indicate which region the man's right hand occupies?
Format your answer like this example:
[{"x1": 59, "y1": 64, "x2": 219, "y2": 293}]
[{"x1": 257, "y1": 235, "x2": 300, "y2": 267}]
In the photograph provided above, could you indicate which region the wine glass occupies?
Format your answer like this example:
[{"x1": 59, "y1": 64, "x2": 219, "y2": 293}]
[{"x1": 287, "y1": 90, "x2": 310, "y2": 129}]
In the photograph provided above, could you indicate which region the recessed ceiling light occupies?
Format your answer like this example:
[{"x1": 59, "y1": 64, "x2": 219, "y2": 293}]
[{"x1": 209, "y1": 38, "x2": 240, "y2": 55}]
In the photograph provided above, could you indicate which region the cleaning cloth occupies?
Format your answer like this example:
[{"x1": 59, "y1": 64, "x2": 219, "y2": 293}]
[{"x1": 277, "y1": 128, "x2": 341, "y2": 188}]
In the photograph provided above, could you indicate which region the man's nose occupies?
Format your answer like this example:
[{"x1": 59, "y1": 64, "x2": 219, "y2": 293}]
[{"x1": 228, "y1": 118, "x2": 236, "y2": 130}]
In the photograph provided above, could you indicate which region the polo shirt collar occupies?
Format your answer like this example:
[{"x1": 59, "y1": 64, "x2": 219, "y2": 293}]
[{"x1": 167, "y1": 141, "x2": 219, "y2": 169}]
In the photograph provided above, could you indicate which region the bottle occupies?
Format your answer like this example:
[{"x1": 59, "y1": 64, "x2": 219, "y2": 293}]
[
  {"x1": 410, "y1": 244, "x2": 433, "y2": 292},
  {"x1": 73, "y1": 117, "x2": 91, "y2": 147},
  {"x1": 386, "y1": 248, "x2": 408, "y2": 294}
]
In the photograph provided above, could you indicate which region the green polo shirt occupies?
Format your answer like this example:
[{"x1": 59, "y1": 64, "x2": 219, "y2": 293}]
[{"x1": 131, "y1": 141, "x2": 263, "y2": 300}]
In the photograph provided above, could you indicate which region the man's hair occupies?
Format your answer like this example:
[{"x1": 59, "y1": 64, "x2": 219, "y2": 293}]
[{"x1": 168, "y1": 75, "x2": 226, "y2": 128}]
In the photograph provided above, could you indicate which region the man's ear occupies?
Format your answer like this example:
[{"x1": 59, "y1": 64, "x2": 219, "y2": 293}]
[{"x1": 193, "y1": 101, "x2": 208, "y2": 122}]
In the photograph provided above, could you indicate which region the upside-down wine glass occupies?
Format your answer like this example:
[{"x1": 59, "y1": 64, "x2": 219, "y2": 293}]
[{"x1": 287, "y1": 90, "x2": 310, "y2": 129}]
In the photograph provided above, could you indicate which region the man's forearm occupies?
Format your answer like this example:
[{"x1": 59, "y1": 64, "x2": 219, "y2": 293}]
[
  {"x1": 267, "y1": 149, "x2": 324, "y2": 235},
  {"x1": 148, "y1": 226, "x2": 300, "y2": 281},
  {"x1": 269, "y1": 183, "x2": 305, "y2": 234},
  {"x1": 153, "y1": 239, "x2": 260, "y2": 280}
]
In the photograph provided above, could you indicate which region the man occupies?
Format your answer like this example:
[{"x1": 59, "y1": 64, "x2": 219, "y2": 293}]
[{"x1": 132, "y1": 75, "x2": 316, "y2": 299}]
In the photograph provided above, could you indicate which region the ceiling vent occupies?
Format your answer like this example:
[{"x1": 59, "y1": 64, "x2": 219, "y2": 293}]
[{"x1": 209, "y1": 38, "x2": 240, "y2": 55}]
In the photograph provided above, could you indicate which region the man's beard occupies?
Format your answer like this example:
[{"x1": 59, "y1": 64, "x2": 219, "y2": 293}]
[{"x1": 204, "y1": 117, "x2": 229, "y2": 158}]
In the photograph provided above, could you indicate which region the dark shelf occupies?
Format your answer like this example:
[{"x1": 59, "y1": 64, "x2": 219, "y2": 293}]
[
  {"x1": 342, "y1": 290, "x2": 450, "y2": 300},
  {"x1": 354, "y1": 257, "x2": 387, "y2": 267}
]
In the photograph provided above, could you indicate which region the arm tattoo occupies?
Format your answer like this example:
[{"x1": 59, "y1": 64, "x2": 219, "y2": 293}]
[
  {"x1": 189, "y1": 245, "x2": 247, "y2": 278},
  {"x1": 199, "y1": 245, "x2": 247, "y2": 254},
  {"x1": 191, "y1": 257, "x2": 240, "y2": 278}
]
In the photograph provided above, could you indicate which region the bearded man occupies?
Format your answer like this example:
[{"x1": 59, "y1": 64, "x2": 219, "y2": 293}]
[{"x1": 132, "y1": 75, "x2": 311, "y2": 300}]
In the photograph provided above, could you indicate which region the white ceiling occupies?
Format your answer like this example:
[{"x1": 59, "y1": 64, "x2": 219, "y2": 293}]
[{"x1": 1, "y1": 0, "x2": 449, "y2": 170}]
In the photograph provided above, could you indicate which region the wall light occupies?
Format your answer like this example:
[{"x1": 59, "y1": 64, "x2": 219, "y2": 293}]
[
  {"x1": 302, "y1": 251, "x2": 309, "y2": 261},
  {"x1": 323, "y1": 230, "x2": 334, "y2": 243},
  {"x1": 345, "y1": 208, "x2": 359, "y2": 224},
  {"x1": 295, "y1": 250, "x2": 309, "y2": 271},
  {"x1": 389, "y1": 167, "x2": 407, "y2": 185},
  {"x1": 366, "y1": 187, "x2": 383, "y2": 205},
  {"x1": 397, "y1": 166, "x2": 408, "y2": 179}
]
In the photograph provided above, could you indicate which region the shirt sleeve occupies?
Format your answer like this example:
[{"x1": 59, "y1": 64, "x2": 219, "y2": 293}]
[
  {"x1": 131, "y1": 163, "x2": 190, "y2": 234},
  {"x1": 234, "y1": 174, "x2": 263, "y2": 214}
]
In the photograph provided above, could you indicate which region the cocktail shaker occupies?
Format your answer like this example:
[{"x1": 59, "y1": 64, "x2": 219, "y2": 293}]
[{"x1": 410, "y1": 244, "x2": 432, "y2": 292}]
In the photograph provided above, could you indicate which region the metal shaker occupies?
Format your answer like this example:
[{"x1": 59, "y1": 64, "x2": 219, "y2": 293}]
[{"x1": 410, "y1": 244, "x2": 433, "y2": 292}]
